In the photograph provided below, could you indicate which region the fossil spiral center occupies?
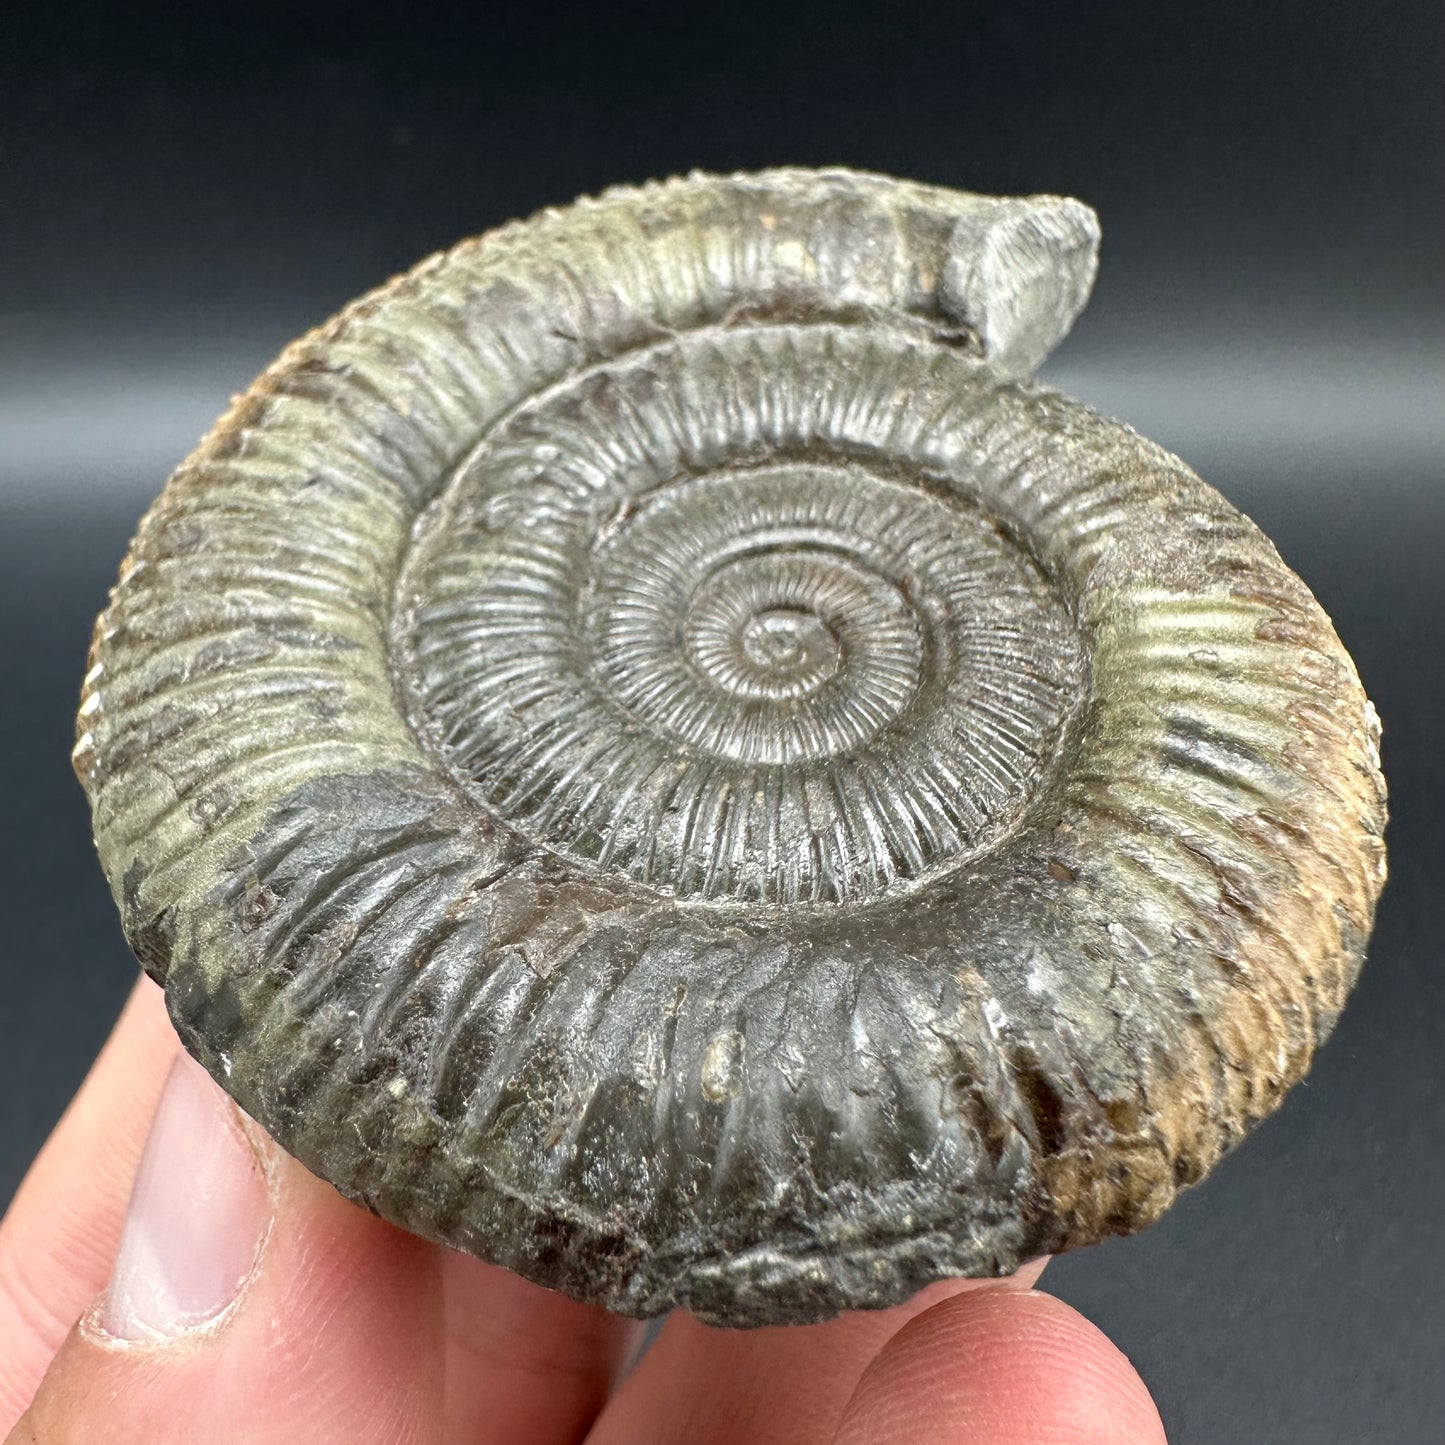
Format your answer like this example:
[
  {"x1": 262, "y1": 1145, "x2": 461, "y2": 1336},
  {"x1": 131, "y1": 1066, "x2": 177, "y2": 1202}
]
[
  {"x1": 395, "y1": 331, "x2": 1087, "y2": 904},
  {"x1": 697, "y1": 589, "x2": 843, "y2": 697},
  {"x1": 587, "y1": 483, "x2": 928, "y2": 768},
  {"x1": 738, "y1": 607, "x2": 835, "y2": 682}
]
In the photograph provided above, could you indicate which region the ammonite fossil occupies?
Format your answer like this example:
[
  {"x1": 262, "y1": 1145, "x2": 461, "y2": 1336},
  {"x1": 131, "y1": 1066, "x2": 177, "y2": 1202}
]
[{"x1": 75, "y1": 168, "x2": 1387, "y2": 1326}]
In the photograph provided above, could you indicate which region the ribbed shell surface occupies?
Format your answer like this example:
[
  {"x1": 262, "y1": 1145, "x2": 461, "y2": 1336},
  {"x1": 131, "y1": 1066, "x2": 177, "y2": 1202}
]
[{"x1": 76, "y1": 168, "x2": 1387, "y2": 1325}]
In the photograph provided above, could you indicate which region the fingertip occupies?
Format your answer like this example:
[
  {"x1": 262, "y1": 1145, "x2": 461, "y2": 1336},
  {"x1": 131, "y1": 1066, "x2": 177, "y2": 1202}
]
[
  {"x1": 0, "y1": 975, "x2": 180, "y2": 1428},
  {"x1": 831, "y1": 1288, "x2": 1167, "y2": 1445},
  {"x1": 16, "y1": 1134, "x2": 446, "y2": 1445},
  {"x1": 97, "y1": 1053, "x2": 271, "y2": 1343}
]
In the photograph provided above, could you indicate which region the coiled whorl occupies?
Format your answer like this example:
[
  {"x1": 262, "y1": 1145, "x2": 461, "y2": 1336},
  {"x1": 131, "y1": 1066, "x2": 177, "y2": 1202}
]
[{"x1": 77, "y1": 169, "x2": 1385, "y2": 1325}]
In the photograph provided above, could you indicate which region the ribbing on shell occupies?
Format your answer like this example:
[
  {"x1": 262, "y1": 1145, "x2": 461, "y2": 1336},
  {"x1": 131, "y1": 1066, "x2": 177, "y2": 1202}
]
[{"x1": 75, "y1": 168, "x2": 1386, "y2": 1326}]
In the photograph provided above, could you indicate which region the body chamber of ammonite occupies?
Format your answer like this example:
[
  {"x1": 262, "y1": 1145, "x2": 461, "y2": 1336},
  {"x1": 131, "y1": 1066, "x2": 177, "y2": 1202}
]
[{"x1": 76, "y1": 168, "x2": 1386, "y2": 1326}]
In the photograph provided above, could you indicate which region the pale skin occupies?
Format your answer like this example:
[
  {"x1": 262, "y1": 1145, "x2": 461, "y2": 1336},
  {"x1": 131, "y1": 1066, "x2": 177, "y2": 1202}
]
[{"x1": 0, "y1": 976, "x2": 1168, "y2": 1444}]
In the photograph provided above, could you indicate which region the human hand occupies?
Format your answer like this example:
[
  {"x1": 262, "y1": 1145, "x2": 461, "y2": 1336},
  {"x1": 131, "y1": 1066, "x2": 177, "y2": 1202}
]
[{"x1": 1, "y1": 976, "x2": 1167, "y2": 1443}]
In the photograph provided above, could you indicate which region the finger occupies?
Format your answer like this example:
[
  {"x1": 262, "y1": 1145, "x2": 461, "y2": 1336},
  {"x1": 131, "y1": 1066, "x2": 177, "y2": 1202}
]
[
  {"x1": 0, "y1": 969, "x2": 642, "y2": 1445},
  {"x1": 440, "y1": 1250, "x2": 645, "y2": 1443},
  {"x1": 586, "y1": 1261, "x2": 1049, "y2": 1445},
  {"x1": 830, "y1": 1288, "x2": 1167, "y2": 1445},
  {"x1": 7, "y1": 1052, "x2": 445, "y2": 1445},
  {"x1": 0, "y1": 974, "x2": 178, "y2": 1426}
]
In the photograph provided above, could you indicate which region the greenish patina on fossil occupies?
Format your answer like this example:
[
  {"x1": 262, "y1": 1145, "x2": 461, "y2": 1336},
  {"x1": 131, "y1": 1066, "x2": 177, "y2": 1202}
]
[{"x1": 75, "y1": 168, "x2": 1387, "y2": 1326}]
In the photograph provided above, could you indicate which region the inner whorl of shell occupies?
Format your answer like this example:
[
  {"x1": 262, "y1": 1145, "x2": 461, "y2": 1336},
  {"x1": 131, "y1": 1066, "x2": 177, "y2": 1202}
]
[
  {"x1": 75, "y1": 169, "x2": 1386, "y2": 1327},
  {"x1": 394, "y1": 327, "x2": 1085, "y2": 903}
]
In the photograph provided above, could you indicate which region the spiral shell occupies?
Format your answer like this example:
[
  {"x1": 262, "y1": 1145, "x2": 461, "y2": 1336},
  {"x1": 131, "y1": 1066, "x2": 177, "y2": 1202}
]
[{"x1": 76, "y1": 168, "x2": 1387, "y2": 1325}]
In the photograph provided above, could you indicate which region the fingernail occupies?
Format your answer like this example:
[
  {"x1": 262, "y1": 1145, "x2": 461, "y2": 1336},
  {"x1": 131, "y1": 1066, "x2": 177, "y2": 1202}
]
[{"x1": 101, "y1": 1052, "x2": 271, "y2": 1342}]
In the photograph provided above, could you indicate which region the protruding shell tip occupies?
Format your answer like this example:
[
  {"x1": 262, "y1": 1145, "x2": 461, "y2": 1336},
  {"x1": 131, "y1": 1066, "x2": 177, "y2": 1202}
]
[{"x1": 940, "y1": 195, "x2": 1100, "y2": 377}]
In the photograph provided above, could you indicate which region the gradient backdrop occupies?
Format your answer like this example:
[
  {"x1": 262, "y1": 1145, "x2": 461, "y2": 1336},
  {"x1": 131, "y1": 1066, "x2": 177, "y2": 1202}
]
[{"x1": 2, "y1": 4, "x2": 1441, "y2": 1441}]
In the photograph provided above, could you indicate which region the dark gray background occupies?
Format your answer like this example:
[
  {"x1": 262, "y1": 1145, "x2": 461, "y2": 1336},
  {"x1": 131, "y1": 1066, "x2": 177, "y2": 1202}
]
[{"x1": 1, "y1": 3, "x2": 1440, "y2": 1440}]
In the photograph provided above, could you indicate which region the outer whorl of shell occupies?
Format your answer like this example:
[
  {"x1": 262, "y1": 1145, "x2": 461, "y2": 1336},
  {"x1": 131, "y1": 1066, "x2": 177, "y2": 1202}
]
[{"x1": 76, "y1": 168, "x2": 1387, "y2": 1326}]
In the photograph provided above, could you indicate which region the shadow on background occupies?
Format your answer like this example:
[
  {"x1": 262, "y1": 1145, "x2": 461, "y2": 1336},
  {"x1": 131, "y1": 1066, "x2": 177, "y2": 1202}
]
[{"x1": 2, "y1": 4, "x2": 1441, "y2": 1441}]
